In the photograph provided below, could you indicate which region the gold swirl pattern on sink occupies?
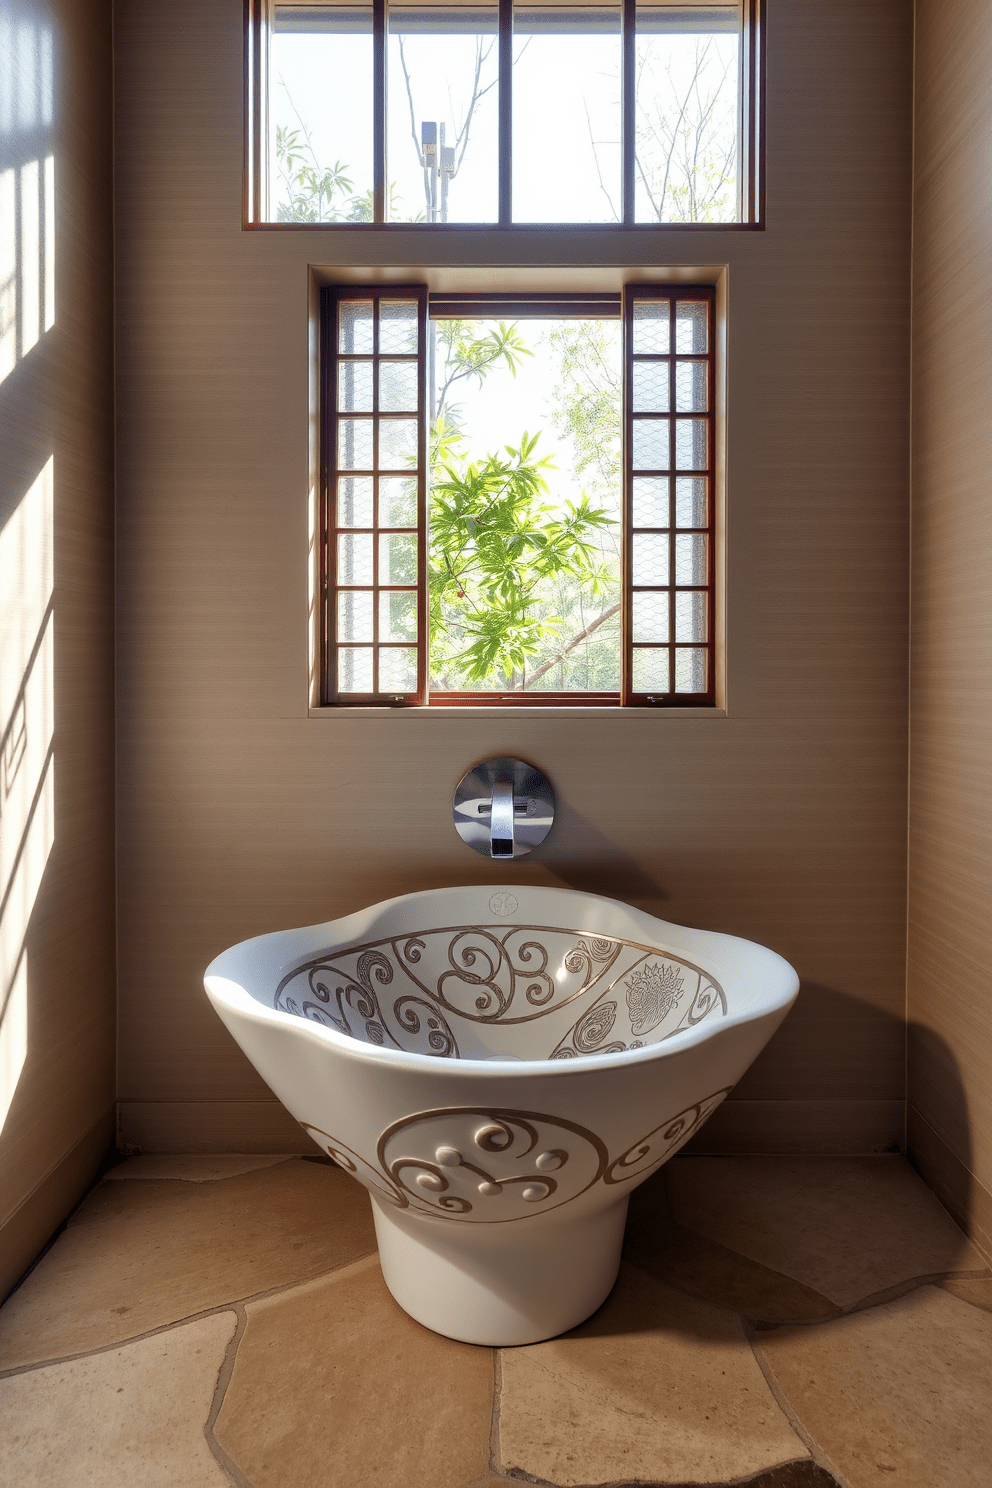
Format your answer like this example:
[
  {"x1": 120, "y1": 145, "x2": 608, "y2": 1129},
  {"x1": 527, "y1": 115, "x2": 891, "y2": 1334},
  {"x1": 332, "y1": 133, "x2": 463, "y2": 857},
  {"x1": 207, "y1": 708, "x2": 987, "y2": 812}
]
[
  {"x1": 299, "y1": 1089, "x2": 733, "y2": 1224},
  {"x1": 273, "y1": 925, "x2": 725, "y2": 1060}
]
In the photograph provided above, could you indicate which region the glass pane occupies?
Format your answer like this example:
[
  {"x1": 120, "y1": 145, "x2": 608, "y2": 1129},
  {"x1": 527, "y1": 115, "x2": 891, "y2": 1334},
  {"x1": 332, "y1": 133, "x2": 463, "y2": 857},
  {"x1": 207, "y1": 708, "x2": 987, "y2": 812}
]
[
  {"x1": 632, "y1": 533, "x2": 669, "y2": 585},
  {"x1": 337, "y1": 532, "x2": 374, "y2": 585},
  {"x1": 632, "y1": 477, "x2": 669, "y2": 528},
  {"x1": 337, "y1": 590, "x2": 374, "y2": 642},
  {"x1": 338, "y1": 300, "x2": 374, "y2": 354},
  {"x1": 377, "y1": 418, "x2": 419, "y2": 468},
  {"x1": 513, "y1": 6, "x2": 622, "y2": 223},
  {"x1": 387, "y1": 6, "x2": 498, "y2": 224},
  {"x1": 632, "y1": 591, "x2": 669, "y2": 642},
  {"x1": 379, "y1": 361, "x2": 419, "y2": 412},
  {"x1": 634, "y1": 7, "x2": 739, "y2": 223},
  {"x1": 338, "y1": 647, "x2": 374, "y2": 692},
  {"x1": 675, "y1": 533, "x2": 707, "y2": 585},
  {"x1": 632, "y1": 648, "x2": 670, "y2": 692},
  {"x1": 338, "y1": 417, "x2": 374, "y2": 470},
  {"x1": 675, "y1": 418, "x2": 707, "y2": 471},
  {"x1": 632, "y1": 418, "x2": 670, "y2": 470},
  {"x1": 674, "y1": 477, "x2": 707, "y2": 528},
  {"x1": 379, "y1": 301, "x2": 419, "y2": 354},
  {"x1": 675, "y1": 647, "x2": 707, "y2": 692},
  {"x1": 379, "y1": 532, "x2": 418, "y2": 584},
  {"x1": 675, "y1": 590, "x2": 706, "y2": 642},
  {"x1": 675, "y1": 300, "x2": 709, "y2": 353},
  {"x1": 337, "y1": 477, "x2": 374, "y2": 528},
  {"x1": 675, "y1": 360, "x2": 708, "y2": 412},
  {"x1": 338, "y1": 359, "x2": 374, "y2": 412},
  {"x1": 272, "y1": 11, "x2": 374, "y2": 223},
  {"x1": 380, "y1": 590, "x2": 418, "y2": 642},
  {"x1": 632, "y1": 301, "x2": 670, "y2": 354},
  {"x1": 633, "y1": 361, "x2": 670, "y2": 413},
  {"x1": 379, "y1": 476, "x2": 418, "y2": 527},
  {"x1": 379, "y1": 647, "x2": 418, "y2": 690}
]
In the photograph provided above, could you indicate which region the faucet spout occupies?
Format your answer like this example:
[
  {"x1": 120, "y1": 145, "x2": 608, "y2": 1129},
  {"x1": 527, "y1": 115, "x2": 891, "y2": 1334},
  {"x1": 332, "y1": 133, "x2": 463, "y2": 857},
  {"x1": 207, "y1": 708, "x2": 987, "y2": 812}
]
[{"x1": 490, "y1": 779, "x2": 515, "y2": 858}]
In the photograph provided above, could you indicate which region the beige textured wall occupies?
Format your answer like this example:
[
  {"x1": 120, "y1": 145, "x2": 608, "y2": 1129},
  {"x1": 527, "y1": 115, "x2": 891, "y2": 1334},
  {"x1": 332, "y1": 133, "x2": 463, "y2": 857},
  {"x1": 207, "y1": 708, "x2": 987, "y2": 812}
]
[
  {"x1": 114, "y1": 0, "x2": 914, "y2": 1153},
  {"x1": 0, "y1": 0, "x2": 116, "y2": 1296},
  {"x1": 908, "y1": 0, "x2": 992, "y2": 1259}
]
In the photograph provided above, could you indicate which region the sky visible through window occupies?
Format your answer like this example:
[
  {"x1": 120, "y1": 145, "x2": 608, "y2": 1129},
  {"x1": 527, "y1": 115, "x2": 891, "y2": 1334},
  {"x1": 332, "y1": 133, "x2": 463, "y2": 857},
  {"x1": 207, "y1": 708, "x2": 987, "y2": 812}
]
[{"x1": 271, "y1": 7, "x2": 740, "y2": 224}]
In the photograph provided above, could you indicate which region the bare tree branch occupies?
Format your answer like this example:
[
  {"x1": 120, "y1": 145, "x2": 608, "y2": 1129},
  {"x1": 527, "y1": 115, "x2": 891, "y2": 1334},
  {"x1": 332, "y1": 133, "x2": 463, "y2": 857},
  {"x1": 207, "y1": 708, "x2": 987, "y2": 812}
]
[{"x1": 513, "y1": 602, "x2": 620, "y2": 690}]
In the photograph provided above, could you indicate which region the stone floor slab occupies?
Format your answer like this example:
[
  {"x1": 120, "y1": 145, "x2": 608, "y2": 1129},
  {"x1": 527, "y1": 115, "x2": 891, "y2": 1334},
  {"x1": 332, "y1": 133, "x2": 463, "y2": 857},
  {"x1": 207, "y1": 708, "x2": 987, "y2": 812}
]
[
  {"x1": 0, "y1": 1160, "x2": 376, "y2": 1369},
  {"x1": 104, "y1": 1154, "x2": 294, "y2": 1181},
  {"x1": 625, "y1": 1170, "x2": 838, "y2": 1321},
  {"x1": 462, "y1": 1467, "x2": 841, "y2": 1488},
  {"x1": 667, "y1": 1156, "x2": 987, "y2": 1307},
  {"x1": 0, "y1": 1312, "x2": 235, "y2": 1487},
  {"x1": 215, "y1": 1255, "x2": 493, "y2": 1488},
  {"x1": 498, "y1": 1260, "x2": 805, "y2": 1487},
  {"x1": 759, "y1": 1284, "x2": 992, "y2": 1488}
]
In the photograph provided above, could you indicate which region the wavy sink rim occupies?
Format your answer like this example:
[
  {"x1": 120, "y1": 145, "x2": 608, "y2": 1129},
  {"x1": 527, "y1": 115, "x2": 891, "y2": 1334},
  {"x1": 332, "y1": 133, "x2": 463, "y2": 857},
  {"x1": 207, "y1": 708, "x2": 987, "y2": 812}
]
[{"x1": 204, "y1": 884, "x2": 799, "y2": 1076}]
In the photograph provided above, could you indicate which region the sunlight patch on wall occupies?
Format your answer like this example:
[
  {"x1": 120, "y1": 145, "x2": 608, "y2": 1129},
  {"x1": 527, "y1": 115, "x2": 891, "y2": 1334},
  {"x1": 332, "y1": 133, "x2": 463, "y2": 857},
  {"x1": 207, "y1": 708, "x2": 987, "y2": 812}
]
[
  {"x1": 0, "y1": 458, "x2": 55, "y2": 1137},
  {"x1": 0, "y1": 8, "x2": 56, "y2": 385}
]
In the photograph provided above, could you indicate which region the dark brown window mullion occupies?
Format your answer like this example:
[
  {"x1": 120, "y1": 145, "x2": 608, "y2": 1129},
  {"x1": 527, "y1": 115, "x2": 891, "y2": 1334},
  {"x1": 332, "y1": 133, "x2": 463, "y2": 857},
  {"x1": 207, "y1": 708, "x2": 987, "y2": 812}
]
[
  {"x1": 667, "y1": 300, "x2": 676, "y2": 695},
  {"x1": 737, "y1": 0, "x2": 749, "y2": 226},
  {"x1": 371, "y1": 296, "x2": 381, "y2": 693},
  {"x1": 621, "y1": 288, "x2": 633, "y2": 703},
  {"x1": 746, "y1": 0, "x2": 764, "y2": 227},
  {"x1": 373, "y1": 0, "x2": 386, "y2": 223},
  {"x1": 498, "y1": 0, "x2": 512, "y2": 225},
  {"x1": 707, "y1": 317, "x2": 717, "y2": 699},
  {"x1": 415, "y1": 291, "x2": 428, "y2": 704},
  {"x1": 669, "y1": 287, "x2": 715, "y2": 701},
  {"x1": 320, "y1": 291, "x2": 334, "y2": 703},
  {"x1": 621, "y1": 0, "x2": 635, "y2": 225}
]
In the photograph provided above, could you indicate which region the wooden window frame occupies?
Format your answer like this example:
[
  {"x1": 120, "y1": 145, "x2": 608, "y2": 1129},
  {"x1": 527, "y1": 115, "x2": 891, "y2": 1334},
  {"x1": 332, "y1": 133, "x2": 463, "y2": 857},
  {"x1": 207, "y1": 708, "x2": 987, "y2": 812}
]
[
  {"x1": 246, "y1": 0, "x2": 764, "y2": 231},
  {"x1": 321, "y1": 284, "x2": 718, "y2": 708}
]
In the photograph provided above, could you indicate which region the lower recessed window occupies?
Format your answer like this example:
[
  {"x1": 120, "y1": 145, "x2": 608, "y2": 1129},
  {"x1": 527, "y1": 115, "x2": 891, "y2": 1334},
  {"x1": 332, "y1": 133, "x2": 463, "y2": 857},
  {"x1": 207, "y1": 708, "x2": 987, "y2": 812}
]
[{"x1": 322, "y1": 284, "x2": 716, "y2": 706}]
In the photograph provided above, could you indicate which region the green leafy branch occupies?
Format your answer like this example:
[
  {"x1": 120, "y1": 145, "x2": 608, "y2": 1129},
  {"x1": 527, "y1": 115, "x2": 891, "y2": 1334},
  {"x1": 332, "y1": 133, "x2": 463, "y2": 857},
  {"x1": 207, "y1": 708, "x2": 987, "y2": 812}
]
[{"x1": 428, "y1": 427, "x2": 614, "y2": 686}]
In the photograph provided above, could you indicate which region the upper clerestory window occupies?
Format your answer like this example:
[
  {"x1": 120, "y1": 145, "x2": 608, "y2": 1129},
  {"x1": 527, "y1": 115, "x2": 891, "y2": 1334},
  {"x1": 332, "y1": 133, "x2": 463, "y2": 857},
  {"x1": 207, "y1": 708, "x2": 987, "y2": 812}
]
[{"x1": 245, "y1": 0, "x2": 763, "y2": 227}]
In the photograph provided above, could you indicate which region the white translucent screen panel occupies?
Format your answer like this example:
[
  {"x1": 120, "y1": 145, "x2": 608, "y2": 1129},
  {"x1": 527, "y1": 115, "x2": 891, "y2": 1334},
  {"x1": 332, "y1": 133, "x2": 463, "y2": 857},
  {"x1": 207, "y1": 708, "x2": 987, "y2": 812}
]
[{"x1": 330, "y1": 293, "x2": 424, "y2": 700}]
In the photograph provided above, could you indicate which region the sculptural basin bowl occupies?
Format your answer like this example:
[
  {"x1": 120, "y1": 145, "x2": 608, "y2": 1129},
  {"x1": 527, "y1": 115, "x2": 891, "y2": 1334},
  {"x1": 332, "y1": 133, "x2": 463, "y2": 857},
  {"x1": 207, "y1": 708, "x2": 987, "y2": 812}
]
[{"x1": 204, "y1": 885, "x2": 798, "y2": 1345}]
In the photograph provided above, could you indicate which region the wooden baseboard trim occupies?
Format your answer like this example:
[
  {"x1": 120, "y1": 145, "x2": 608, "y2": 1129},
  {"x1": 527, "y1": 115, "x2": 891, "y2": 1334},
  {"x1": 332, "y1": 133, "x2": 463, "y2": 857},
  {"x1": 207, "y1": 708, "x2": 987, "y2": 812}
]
[
  {"x1": 684, "y1": 1098, "x2": 905, "y2": 1155},
  {"x1": 0, "y1": 1106, "x2": 116, "y2": 1301},
  {"x1": 907, "y1": 1103, "x2": 992, "y2": 1263},
  {"x1": 117, "y1": 1100, "x2": 319, "y2": 1154}
]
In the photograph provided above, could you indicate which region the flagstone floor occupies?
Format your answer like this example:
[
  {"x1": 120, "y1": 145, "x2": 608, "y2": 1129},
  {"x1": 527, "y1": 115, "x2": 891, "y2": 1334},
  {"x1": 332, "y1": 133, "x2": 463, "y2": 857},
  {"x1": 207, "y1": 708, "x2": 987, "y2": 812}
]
[{"x1": 1, "y1": 1151, "x2": 990, "y2": 1488}]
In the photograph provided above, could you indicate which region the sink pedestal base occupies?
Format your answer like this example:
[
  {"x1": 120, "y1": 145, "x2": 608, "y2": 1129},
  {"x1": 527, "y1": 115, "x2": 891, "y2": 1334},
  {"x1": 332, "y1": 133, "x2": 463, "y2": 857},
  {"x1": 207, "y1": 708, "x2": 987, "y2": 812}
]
[{"x1": 371, "y1": 1194, "x2": 629, "y2": 1346}]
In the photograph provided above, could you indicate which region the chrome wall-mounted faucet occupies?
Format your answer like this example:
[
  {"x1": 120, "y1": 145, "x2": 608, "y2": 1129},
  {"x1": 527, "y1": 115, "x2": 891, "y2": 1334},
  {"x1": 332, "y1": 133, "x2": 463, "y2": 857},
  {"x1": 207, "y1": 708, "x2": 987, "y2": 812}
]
[{"x1": 453, "y1": 758, "x2": 555, "y2": 859}]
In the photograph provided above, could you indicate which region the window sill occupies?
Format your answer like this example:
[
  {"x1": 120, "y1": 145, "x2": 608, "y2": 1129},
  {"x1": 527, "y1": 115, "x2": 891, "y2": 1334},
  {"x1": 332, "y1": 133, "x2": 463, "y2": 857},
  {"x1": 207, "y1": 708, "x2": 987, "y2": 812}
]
[{"x1": 307, "y1": 705, "x2": 727, "y2": 719}]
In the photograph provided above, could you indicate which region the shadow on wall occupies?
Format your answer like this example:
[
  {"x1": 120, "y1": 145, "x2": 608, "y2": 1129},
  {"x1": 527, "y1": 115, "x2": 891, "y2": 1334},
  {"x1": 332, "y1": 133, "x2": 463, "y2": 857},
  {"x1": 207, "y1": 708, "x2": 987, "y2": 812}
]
[
  {"x1": 907, "y1": 1020, "x2": 988, "y2": 1256},
  {"x1": 541, "y1": 795, "x2": 670, "y2": 903}
]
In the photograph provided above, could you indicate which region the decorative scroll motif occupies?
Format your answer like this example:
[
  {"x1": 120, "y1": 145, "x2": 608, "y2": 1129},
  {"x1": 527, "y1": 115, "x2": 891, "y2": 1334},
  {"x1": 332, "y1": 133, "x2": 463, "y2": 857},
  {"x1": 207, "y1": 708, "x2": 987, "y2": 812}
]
[
  {"x1": 299, "y1": 1125, "x2": 409, "y2": 1210},
  {"x1": 550, "y1": 953, "x2": 726, "y2": 1060},
  {"x1": 274, "y1": 924, "x2": 723, "y2": 1060},
  {"x1": 603, "y1": 1087, "x2": 733, "y2": 1185},
  {"x1": 299, "y1": 1090, "x2": 732, "y2": 1224},
  {"x1": 376, "y1": 1107, "x2": 609, "y2": 1223},
  {"x1": 626, "y1": 961, "x2": 684, "y2": 1034},
  {"x1": 280, "y1": 950, "x2": 401, "y2": 1048}
]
